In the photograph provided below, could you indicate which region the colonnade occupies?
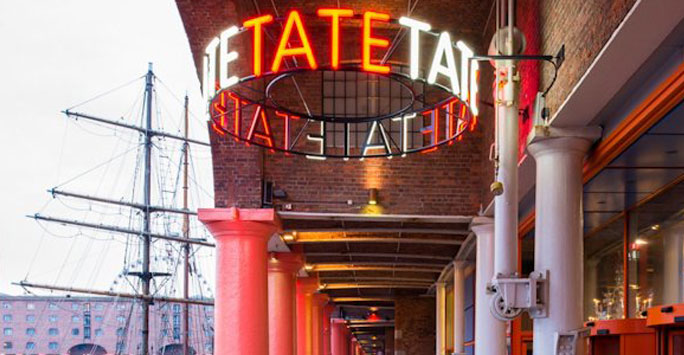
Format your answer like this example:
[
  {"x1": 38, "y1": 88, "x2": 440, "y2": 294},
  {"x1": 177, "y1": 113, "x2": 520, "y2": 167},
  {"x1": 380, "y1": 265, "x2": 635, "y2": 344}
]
[{"x1": 199, "y1": 208, "x2": 363, "y2": 355}]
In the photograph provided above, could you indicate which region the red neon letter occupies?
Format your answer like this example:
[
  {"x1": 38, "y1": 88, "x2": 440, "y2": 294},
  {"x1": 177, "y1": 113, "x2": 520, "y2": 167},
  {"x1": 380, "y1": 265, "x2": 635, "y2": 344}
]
[
  {"x1": 317, "y1": 8, "x2": 354, "y2": 70},
  {"x1": 243, "y1": 14, "x2": 274, "y2": 77},
  {"x1": 247, "y1": 106, "x2": 275, "y2": 148},
  {"x1": 362, "y1": 11, "x2": 391, "y2": 74},
  {"x1": 275, "y1": 111, "x2": 299, "y2": 151},
  {"x1": 271, "y1": 10, "x2": 317, "y2": 73},
  {"x1": 420, "y1": 108, "x2": 439, "y2": 146}
]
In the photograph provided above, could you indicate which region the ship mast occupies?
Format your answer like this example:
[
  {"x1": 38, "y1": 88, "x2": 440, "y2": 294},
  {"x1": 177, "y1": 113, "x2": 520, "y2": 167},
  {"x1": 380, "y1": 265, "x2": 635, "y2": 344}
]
[
  {"x1": 182, "y1": 94, "x2": 191, "y2": 355},
  {"x1": 21, "y1": 63, "x2": 212, "y2": 355},
  {"x1": 141, "y1": 62, "x2": 154, "y2": 355}
]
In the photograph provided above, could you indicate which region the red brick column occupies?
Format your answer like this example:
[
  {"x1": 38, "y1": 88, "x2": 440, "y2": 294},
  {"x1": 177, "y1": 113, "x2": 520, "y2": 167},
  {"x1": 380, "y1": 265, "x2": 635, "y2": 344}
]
[{"x1": 198, "y1": 208, "x2": 279, "y2": 355}]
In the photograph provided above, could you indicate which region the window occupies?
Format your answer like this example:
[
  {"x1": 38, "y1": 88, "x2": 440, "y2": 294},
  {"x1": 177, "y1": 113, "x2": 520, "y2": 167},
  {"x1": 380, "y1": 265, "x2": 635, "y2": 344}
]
[
  {"x1": 48, "y1": 302, "x2": 58, "y2": 310},
  {"x1": 48, "y1": 328, "x2": 58, "y2": 336},
  {"x1": 116, "y1": 341, "x2": 125, "y2": 353},
  {"x1": 26, "y1": 341, "x2": 36, "y2": 350},
  {"x1": 71, "y1": 328, "x2": 79, "y2": 336},
  {"x1": 72, "y1": 315, "x2": 80, "y2": 323},
  {"x1": 116, "y1": 327, "x2": 125, "y2": 336},
  {"x1": 25, "y1": 314, "x2": 35, "y2": 323},
  {"x1": 3, "y1": 341, "x2": 11, "y2": 350},
  {"x1": 173, "y1": 314, "x2": 181, "y2": 340},
  {"x1": 117, "y1": 315, "x2": 126, "y2": 324},
  {"x1": 71, "y1": 303, "x2": 80, "y2": 311},
  {"x1": 173, "y1": 304, "x2": 181, "y2": 312},
  {"x1": 321, "y1": 70, "x2": 427, "y2": 151},
  {"x1": 3, "y1": 328, "x2": 12, "y2": 336},
  {"x1": 2, "y1": 302, "x2": 11, "y2": 309},
  {"x1": 48, "y1": 315, "x2": 58, "y2": 323},
  {"x1": 585, "y1": 215, "x2": 626, "y2": 320},
  {"x1": 26, "y1": 303, "x2": 35, "y2": 310},
  {"x1": 162, "y1": 328, "x2": 168, "y2": 336},
  {"x1": 204, "y1": 342, "x2": 213, "y2": 352},
  {"x1": 49, "y1": 342, "x2": 59, "y2": 350},
  {"x1": 25, "y1": 328, "x2": 36, "y2": 335},
  {"x1": 95, "y1": 315, "x2": 103, "y2": 322},
  {"x1": 117, "y1": 304, "x2": 126, "y2": 310},
  {"x1": 95, "y1": 328, "x2": 103, "y2": 337},
  {"x1": 2, "y1": 314, "x2": 11, "y2": 322},
  {"x1": 94, "y1": 303, "x2": 104, "y2": 311}
]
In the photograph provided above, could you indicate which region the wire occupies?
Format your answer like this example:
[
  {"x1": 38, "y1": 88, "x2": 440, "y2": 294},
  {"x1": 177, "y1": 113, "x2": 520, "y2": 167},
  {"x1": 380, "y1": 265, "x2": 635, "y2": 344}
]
[{"x1": 66, "y1": 75, "x2": 145, "y2": 111}]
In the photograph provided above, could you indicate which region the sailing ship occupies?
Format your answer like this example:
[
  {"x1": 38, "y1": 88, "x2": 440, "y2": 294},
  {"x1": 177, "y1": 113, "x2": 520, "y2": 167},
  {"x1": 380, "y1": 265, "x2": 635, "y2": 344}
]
[{"x1": 15, "y1": 63, "x2": 215, "y2": 355}]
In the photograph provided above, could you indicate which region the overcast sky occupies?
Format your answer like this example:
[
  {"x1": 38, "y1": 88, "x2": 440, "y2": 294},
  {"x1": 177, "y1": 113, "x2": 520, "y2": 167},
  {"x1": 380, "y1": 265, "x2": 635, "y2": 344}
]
[{"x1": 0, "y1": 0, "x2": 216, "y2": 296}]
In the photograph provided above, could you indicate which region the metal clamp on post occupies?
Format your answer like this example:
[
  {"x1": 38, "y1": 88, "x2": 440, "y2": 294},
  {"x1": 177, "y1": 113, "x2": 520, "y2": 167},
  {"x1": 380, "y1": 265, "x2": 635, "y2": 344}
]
[
  {"x1": 488, "y1": 270, "x2": 548, "y2": 321},
  {"x1": 554, "y1": 327, "x2": 590, "y2": 355}
]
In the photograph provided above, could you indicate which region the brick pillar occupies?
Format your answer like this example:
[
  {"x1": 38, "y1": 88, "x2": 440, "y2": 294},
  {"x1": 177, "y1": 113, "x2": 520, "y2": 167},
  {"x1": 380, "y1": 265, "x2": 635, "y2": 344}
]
[{"x1": 198, "y1": 208, "x2": 279, "y2": 355}]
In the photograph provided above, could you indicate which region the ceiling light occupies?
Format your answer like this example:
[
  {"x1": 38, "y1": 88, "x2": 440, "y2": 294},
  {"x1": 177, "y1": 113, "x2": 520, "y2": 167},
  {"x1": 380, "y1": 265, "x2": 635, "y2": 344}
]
[
  {"x1": 635, "y1": 239, "x2": 648, "y2": 246},
  {"x1": 650, "y1": 224, "x2": 660, "y2": 231}
]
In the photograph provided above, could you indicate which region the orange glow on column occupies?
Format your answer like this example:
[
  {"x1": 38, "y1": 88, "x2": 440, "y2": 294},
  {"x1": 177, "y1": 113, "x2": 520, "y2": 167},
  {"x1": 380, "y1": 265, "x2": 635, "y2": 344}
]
[
  {"x1": 271, "y1": 10, "x2": 318, "y2": 73},
  {"x1": 243, "y1": 14, "x2": 274, "y2": 77},
  {"x1": 362, "y1": 11, "x2": 391, "y2": 74},
  {"x1": 317, "y1": 8, "x2": 354, "y2": 69},
  {"x1": 247, "y1": 106, "x2": 275, "y2": 149}
]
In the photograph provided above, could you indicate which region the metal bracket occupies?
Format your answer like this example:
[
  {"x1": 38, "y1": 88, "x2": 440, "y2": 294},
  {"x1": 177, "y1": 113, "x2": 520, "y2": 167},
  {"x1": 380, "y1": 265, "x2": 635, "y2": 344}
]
[
  {"x1": 554, "y1": 327, "x2": 590, "y2": 355},
  {"x1": 488, "y1": 270, "x2": 548, "y2": 321}
]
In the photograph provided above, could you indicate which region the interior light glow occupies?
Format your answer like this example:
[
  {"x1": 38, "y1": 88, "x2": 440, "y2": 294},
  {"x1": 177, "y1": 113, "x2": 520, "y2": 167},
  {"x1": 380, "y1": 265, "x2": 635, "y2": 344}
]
[
  {"x1": 243, "y1": 14, "x2": 274, "y2": 77},
  {"x1": 271, "y1": 10, "x2": 318, "y2": 73},
  {"x1": 317, "y1": 8, "x2": 354, "y2": 69},
  {"x1": 427, "y1": 32, "x2": 460, "y2": 95},
  {"x1": 398, "y1": 17, "x2": 431, "y2": 80},
  {"x1": 362, "y1": 11, "x2": 391, "y2": 74},
  {"x1": 635, "y1": 239, "x2": 648, "y2": 245},
  {"x1": 219, "y1": 26, "x2": 240, "y2": 89}
]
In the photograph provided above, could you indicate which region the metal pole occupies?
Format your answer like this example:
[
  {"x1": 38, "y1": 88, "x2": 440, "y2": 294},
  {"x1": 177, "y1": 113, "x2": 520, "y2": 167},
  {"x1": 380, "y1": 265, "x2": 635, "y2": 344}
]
[
  {"x1": 182, "y1": 95, "x2": 191, "y2": 355},
  {"x1": 493, "y1": 0, "x2": 520, "y2": 284},
  {"x1": 141, "y1": 62, "x2": 154, "y2": 355}
]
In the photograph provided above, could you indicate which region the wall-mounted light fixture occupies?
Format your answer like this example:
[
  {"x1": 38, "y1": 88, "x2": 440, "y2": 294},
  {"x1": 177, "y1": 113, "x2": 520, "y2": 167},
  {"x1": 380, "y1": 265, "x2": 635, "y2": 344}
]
[
  {"x1": 282, "y1": 231, "x2": 297, "y2": 242},
  {"x1": 368, "y1": 188, "x2": 379, "y2": 205}
]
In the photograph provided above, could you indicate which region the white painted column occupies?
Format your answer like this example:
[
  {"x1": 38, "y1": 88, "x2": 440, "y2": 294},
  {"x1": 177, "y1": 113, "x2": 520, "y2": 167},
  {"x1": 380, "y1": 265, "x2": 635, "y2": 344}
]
[
  {"x1": 436, "y1": 281, "x2": 447, "y2": 355},
  {"x1": 663, "y1": 221, "x2": 684, "y2": 304},
  {"x1": 528, "y1": 126, "x2": 600, "y2": 355},
  {"x1": 472, "y1": 217, "x2": 506, "y2": 355},
  {"x1": 452, "y1": 261, "x2": 466, "y2": 355}
]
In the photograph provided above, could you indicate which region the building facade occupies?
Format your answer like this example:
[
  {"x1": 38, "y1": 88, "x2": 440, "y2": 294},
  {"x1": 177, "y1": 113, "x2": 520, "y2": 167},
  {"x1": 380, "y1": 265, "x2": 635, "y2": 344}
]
[{"x1": 0, "y1": 295, "x2": 214, "y2": 355}]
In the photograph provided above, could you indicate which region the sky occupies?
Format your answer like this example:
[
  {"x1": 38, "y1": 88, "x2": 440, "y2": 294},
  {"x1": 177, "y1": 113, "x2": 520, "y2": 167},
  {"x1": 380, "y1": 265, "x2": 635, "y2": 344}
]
[{"x1": 0, "y1": 1, "x2": 216, "y2": 296}]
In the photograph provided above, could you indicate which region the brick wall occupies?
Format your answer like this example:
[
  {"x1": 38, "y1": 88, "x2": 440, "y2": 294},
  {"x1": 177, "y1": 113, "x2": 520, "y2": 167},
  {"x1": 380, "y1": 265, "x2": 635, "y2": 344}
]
[
  {"x1": 532, "y1": 0, "x2": 637, "y2": 117},
  {"x1": 394, "y1": 296, "x2": 435, "y2": 355}
]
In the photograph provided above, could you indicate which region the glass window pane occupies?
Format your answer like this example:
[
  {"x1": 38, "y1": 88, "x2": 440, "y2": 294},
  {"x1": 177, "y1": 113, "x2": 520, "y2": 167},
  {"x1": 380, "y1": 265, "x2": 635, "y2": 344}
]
[{"x1": 584, "y1": 215, "x2": 625, "y2": 320}]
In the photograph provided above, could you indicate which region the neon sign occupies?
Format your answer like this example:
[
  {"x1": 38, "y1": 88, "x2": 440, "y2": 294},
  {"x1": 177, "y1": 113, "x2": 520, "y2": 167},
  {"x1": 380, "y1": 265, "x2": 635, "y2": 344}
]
[{"x1": 203, "y1": 10, "x2": 480, "y2": 159}]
